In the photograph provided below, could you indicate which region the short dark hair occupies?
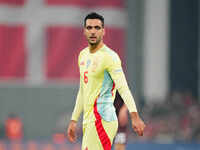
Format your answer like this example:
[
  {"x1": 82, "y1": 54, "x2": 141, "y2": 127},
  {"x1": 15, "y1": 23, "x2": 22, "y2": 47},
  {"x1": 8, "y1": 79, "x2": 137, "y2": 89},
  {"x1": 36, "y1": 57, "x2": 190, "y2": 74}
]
[{"x1": 84, "y1": 12, "x2": 104, "y2": 27}]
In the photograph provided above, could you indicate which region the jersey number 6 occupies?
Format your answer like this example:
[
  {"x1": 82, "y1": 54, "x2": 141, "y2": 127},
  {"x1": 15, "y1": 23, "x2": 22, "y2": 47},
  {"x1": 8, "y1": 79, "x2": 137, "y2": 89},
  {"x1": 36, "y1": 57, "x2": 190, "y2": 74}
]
[{"x1": 84, "y1": 71, "x2": 88, "y2": 83}]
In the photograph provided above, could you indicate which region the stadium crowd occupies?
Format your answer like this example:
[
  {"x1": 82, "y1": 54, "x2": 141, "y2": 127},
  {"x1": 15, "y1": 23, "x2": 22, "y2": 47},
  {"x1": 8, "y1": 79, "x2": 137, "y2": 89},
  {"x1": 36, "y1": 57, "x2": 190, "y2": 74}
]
[{"x1": 128, "y1": 91, "x2": 200, "y2": 143}]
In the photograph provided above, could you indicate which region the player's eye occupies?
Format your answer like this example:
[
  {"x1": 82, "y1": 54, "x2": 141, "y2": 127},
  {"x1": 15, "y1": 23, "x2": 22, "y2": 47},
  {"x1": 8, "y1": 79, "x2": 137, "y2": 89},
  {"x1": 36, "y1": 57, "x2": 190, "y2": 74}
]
[
  {"x1": 95, "y1": 26, "x2": 101, "y2": 30},
  {"x1": 86, "y1": 26, "x2": 92, "y2": 30}
]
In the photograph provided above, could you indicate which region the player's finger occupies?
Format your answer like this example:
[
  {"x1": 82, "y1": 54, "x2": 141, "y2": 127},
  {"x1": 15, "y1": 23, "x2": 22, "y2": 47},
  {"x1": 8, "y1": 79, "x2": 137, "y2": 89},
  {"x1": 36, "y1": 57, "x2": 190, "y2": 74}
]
[
  {"x1": 67, "y1": 128, "x2": 71, "y2": 138},
  {"x1": 133, "y1": 127, "x2": 138, "y2": 133},
  {"x1": 68, "y1": 135, "x2": 75, "y2": 142},
  {"x1": 141, "y1": 123, "x2": 146, "y2": 129},
  {"x1": 68, "y1": 129, "x2": 76, "y2": 142},
  {"x1": 68, "y1": 137, "x2": 75, "y2": 142},
  {"x1": 136, "y1": 127, "x2": 144, "y2": 136},
  {"x1": 139, "y1": 131, "x2": 143, "y2": 136},
  {"x1": 136, "y1": 129, "x2": 143, "y2": 136}
]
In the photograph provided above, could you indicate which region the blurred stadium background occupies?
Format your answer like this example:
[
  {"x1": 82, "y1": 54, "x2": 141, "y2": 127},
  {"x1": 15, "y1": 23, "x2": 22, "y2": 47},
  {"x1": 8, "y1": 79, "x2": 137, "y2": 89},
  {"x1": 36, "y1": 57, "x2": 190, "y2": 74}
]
[{"x1": 0, "y1": 0, "x2": 200, "y2": 150}]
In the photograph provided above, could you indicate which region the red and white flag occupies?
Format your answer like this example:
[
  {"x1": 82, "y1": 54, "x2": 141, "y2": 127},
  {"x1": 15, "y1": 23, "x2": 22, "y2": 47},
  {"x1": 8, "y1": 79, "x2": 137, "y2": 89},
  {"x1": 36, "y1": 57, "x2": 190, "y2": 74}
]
[{"x1": 0, "y1": 0, "x2": 126, "y2": 84}]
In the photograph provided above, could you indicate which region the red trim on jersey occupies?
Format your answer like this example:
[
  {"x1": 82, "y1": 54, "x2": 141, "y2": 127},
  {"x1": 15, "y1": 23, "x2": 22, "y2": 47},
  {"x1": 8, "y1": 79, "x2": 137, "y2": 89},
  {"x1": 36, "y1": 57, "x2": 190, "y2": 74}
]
[
  {"x1": 111, "y1": 82, "x2": 115, "y2": 96},
  {"x1": 93, "y1": 96, "x2": 111, "y2": 150}
]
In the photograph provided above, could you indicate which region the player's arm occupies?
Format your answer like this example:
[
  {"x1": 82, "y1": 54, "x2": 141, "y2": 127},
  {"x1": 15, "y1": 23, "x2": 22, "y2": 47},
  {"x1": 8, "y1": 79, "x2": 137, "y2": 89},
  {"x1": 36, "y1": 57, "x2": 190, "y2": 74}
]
[{"x1": 106, "y1": 53, "x2": 145, "y2": 136}]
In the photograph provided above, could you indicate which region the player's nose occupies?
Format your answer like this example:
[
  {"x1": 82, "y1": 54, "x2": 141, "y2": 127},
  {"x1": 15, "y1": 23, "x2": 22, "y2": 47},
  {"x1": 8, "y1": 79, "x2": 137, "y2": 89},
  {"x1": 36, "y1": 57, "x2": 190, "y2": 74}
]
[
  {"x1": 90, "y1": 32, "x2": 96, "y2": 37},
  {"x1": 90, "y1": 28, "x2": 97, "y2": 33}
]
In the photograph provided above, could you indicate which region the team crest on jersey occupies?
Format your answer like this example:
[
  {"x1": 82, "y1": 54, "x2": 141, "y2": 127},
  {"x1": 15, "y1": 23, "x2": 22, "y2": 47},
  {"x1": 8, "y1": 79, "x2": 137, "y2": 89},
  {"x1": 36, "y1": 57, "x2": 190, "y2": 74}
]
[
  {"x1": 80, "y1": 61, "x2": 85, "y2": 66},
  {"x1": 86, "y1": 59, "x2": 91, "y2": 68}
]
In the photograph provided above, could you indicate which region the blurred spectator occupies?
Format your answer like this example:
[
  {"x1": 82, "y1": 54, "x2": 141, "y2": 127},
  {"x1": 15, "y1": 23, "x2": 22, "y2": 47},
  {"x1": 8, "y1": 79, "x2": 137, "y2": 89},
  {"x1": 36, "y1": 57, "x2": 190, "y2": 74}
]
[
  {"x1": 4, "y1": 113, "x2": 23, "y2": 141},
  {"x1": 127, "y1": 90, "x2": 200, "y2": 143},
  {"x1": 114, "y1": 91, "x2": 129, "y2": 150}
]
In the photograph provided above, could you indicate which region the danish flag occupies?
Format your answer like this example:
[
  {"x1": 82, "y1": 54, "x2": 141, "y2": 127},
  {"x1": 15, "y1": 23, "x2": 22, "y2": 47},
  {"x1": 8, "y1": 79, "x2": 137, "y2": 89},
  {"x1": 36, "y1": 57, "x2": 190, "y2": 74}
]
[{"x1": 0, "y1": 0, "x2": 126, "y2": 85}]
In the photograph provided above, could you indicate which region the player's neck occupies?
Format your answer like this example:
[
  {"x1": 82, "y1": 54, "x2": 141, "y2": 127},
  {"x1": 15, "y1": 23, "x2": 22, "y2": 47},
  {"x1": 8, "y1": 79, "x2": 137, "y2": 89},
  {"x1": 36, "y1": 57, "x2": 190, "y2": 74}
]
[{"x1": 89, "y1": 41, "x2": 104, "y2": 53}]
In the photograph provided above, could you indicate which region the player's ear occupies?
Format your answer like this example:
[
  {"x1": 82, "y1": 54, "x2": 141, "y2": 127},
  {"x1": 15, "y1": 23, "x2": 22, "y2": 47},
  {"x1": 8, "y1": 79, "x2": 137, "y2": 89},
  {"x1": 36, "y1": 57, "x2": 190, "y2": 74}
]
[{"x1": 103, "y1": 28, "x2": 105, "y2": 36}]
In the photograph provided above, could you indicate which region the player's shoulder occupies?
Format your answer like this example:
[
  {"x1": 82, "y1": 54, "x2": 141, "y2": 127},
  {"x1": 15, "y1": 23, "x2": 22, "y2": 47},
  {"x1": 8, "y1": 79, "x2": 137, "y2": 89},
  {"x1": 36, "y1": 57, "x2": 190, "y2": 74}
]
[
  {"x1": 102, "y1": 45, "x2": 121, "y2": 62},
  {"x1": 79, "y1": 47, "x2": 88, "y2": 58}
]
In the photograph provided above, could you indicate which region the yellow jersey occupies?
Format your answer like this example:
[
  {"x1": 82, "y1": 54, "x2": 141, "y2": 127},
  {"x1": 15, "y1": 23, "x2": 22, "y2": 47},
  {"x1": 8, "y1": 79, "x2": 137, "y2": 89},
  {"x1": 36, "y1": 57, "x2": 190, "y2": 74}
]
[{"x1": 71, "y1": 44, "x2": 137, "y2": 124}]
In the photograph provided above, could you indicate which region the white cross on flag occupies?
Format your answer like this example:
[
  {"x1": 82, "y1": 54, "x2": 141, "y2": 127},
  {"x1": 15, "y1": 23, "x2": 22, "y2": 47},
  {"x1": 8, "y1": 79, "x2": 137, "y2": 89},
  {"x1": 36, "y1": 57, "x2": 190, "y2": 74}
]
[{"x1": 0, "y1": 0, "x2": 126, "y2": 85}]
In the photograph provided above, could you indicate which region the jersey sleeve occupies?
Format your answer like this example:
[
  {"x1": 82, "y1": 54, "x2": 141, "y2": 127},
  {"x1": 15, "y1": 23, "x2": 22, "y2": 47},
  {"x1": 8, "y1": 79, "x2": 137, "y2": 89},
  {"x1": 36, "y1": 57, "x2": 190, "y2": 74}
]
[
  {"x1": 71, "y1": 53, "x2": 84, "y2": 121},
  {"x1": 106, "y1": 52, "x2": 137, "y2": 113}
]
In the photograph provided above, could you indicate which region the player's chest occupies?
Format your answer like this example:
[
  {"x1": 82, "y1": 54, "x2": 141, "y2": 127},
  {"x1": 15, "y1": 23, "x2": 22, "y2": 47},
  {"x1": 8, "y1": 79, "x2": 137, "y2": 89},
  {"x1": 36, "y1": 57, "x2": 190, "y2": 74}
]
[{"x1": 79, "y1": 55, "x2": 104, "y2": 78}]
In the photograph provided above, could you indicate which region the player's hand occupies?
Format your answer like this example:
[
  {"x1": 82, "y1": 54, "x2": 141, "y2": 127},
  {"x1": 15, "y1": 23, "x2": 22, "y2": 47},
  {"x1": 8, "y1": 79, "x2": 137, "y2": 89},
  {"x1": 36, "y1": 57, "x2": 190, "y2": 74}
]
[
  {"x1": 67, "y1": 120, "x2": 77, "y2": 143},
  {"x1": 130, "y1": 112, "x2": 146, "y2": 136}
]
